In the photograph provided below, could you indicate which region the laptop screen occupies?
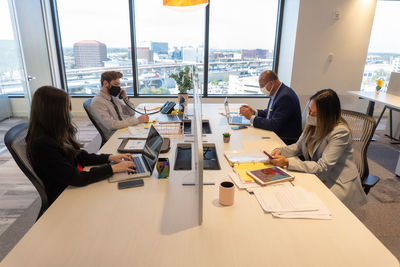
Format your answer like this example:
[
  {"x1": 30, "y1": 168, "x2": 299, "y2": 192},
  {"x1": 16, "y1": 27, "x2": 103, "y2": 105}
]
[{"x1": 142, "y1": 125, "x2": 163, "y2": 173}]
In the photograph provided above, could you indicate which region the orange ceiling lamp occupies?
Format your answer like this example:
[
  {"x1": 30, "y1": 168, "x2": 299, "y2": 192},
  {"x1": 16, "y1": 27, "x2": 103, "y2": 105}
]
[{"x1": 163, "y1": 0, "x2": 208, "y2": 7}]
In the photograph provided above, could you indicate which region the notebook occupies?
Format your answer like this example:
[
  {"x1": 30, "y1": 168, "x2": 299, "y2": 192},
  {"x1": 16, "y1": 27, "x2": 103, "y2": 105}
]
[
  {"x1": 224, "y1": 97, "x2": 251, "y2": 125},
  {"x1": 109, "y1": 125, "x2": 163, "y2": 183},
  {"x1": 224, "y1": 150, "x2": 269, "y2": 165},
  {"x1": 158, "y1": 95, "x2": 186, "y2": 123}
]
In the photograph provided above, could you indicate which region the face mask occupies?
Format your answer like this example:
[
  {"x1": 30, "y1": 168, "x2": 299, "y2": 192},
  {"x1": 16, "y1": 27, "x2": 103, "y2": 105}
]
[
  {"x1": 260, "y1": 85, "x2": 269, "y2": 96},
  {"x1": 260, "y1": 82, "x2": 273, "y2": 96},
  {"x1": 109, "y1": 85, "x2": 121, "y2": 97},
  {"x1": 69, "y1": 111, "x2": 74, "y2": 120},
  {"x1": 306, "y1": 114, "x2": 317, "y2": 126}
]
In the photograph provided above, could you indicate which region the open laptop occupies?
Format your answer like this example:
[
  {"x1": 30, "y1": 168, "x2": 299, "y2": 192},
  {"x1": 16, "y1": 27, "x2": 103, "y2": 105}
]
[
  {"x1": 224, "y1": 97, "x2": 251, "y2": 125},
  {"x1": 158, "y1": 95, "x2": 186, "y2": 123},
  {"x1": 109, "y1": 125, "x2": 163, "y2": 183}
]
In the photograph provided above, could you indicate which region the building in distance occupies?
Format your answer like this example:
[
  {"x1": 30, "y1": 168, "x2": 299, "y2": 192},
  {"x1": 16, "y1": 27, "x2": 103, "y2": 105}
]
[{"x1": 73, "y1": 40, "x2": 107, "y2": 68}]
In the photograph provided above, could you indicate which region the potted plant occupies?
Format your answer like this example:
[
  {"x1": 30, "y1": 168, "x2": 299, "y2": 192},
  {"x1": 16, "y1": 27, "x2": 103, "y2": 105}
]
[
  {"x1": 223, "y1": 132, "x2": 231, "y2": 143},
  {"x1": 169, "y1": 65, "x2": 195, "y2": 106}
]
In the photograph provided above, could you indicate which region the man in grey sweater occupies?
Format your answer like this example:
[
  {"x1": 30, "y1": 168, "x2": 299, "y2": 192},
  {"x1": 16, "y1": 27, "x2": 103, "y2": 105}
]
[{"x1": 90, "y1": 71, "x2": 148, "y2": 140}]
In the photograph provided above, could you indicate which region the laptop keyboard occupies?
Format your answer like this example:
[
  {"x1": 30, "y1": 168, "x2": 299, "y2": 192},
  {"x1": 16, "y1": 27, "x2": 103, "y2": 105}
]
[{"x1": 133, "y1": 156, "x2": 146, "y2": 174}]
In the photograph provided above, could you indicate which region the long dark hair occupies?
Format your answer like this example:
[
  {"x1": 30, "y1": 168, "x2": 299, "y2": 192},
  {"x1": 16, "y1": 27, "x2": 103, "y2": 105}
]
[
  {"x1": 303, "y1": 89, "x2": 346, "y2": 150},
  {"x1": 26, "y1": 86, "x2": 80, "y2": 159}
]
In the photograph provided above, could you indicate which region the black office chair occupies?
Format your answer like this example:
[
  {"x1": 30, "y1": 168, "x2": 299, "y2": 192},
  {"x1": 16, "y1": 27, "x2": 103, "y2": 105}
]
[
  {"x1": 4, "y1": 123, "x2": 48, "y2": 220},
  {"x1": 341, "y1": 109, "x2": 380, "y2": 194},
  {"x1": 83, "y1": 98, "x2": 107, "y2": 147}
]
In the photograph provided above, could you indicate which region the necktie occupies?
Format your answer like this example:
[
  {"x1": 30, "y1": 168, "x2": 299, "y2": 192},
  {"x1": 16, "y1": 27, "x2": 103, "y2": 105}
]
[
  {"x1": 110, "y1": 97, "x2": 123, "y2": 121},
  {"x1": 266, "y1": 99, "x2": 273, "y2": 119}
]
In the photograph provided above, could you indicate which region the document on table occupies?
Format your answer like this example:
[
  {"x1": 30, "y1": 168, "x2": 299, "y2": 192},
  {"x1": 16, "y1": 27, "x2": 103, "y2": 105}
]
[
  {"x1": 229, "y1": 171, "x2": 260, "y2": 189},
  {"x1": 253, "y1": 186, "x2": 331, "y2": 219}
]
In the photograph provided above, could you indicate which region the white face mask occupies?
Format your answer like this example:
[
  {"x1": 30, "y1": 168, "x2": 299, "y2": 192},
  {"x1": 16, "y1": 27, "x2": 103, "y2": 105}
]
[
  {"x1": 306, "y1": 114, "x2": 317, "y2": 126},
  {"x1": 260, "y1": 82, "x2": 273, "y2": 96}
]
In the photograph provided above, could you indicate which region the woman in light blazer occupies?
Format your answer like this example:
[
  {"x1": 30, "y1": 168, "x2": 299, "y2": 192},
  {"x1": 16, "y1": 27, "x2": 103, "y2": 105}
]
[{"x1": 270, "y1": 89, "x2": 367, "y2": 211}]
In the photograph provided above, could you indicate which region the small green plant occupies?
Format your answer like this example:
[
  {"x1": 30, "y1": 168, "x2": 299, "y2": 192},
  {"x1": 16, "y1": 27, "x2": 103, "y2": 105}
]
[
  {"x1": 223, "y1": 132, "x2": 231, "y2": 138},
  {"x1": 169, "y1": 66, "x2": 195, "y2": 94}
]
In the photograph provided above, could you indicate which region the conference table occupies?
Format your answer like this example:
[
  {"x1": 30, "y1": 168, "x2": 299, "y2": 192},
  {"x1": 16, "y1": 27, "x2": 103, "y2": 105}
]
[{"x1": 1, "y1": 104, "x2": 398, "y2": 267}]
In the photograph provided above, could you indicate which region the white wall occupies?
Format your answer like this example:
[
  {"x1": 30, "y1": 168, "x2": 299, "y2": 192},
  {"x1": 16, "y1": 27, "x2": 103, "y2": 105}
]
[{"x1": 279, "y1": 0, "x2": 377, "y2": 112}]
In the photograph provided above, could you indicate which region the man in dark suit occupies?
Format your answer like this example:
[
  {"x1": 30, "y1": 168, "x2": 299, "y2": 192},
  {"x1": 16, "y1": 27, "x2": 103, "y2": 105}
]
[{"x1": 240, "y1": 70, "x2": 302, "y2": 145}]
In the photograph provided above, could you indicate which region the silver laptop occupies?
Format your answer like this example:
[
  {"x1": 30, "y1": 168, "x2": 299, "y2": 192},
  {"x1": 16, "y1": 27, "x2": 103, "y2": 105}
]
[
  {"x1": 158, "y1": 95, "x2": 186, "y2": 123},
  {"x1": 224, "y1": 97, "x2": 251, "y2": 125},
  {"x1": 109, "y1": 125, "x2": 163, "y2": 183}
]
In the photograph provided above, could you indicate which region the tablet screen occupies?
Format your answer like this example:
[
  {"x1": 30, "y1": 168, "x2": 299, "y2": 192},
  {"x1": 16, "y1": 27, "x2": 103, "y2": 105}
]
[{"x1": 248, "y1": 166, "x2": 292, "y2": 183}]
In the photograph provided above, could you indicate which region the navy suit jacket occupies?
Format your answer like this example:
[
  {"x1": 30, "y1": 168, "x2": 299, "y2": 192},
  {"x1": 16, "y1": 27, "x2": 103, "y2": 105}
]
[{"x1": 253, "y1": 83, "x2": 302, "y2": 144}]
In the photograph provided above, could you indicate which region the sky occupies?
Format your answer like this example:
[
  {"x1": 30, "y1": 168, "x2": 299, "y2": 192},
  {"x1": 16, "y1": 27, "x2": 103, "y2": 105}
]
[
  {"x1": 1, "y1": 0, "x2": 399, "y2": 53},
  {"x1": 56, "y1": 0, "x2": 278, "y2": 50}
]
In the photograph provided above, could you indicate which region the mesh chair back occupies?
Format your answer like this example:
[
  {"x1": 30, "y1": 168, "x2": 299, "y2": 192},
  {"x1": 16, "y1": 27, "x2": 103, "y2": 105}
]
[
  {"x1": 4, "y1": 123, "x2": 48, "y2": 220},
  {"x1": 301, "y1": 100, "x2": 311, "y2": 130},
  {"x1": 341, "y1": 110, "x2": 376, "y2": 182},
  {"x1": 83, "y1": 98, "x2": 107, "y2": 146}
]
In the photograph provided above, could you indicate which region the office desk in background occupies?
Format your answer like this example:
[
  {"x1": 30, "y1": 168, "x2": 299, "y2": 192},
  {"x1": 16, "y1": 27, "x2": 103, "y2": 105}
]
[
  {"x1": 348, "y1": 91, "x2": 400, "y2": 175},
  {"x1": 348, "y1": 90, "x2": 400, "y2": 135},
  {"x1": 1, "y1": 104, "x2": 398, "y2": 267}
]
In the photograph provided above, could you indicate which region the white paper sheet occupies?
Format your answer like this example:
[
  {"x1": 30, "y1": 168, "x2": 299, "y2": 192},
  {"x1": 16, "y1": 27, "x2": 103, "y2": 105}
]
[{"x1": 253, "y1": 186, "x2": 331, "y2": 219}]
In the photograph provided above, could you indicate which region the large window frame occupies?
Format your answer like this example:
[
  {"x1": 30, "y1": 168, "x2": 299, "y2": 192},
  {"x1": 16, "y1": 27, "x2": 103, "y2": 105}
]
[{"x1": 50, "y1": 0, "x2": 284, "y2": 98}]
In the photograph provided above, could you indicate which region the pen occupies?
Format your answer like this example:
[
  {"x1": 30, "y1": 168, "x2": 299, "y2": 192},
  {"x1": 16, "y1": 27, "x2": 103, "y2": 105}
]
[
  {"x1": 144, "y1": 106, "x2": 147, "y2": 114},
  {"x1": 182, "y1": 182, "x2": 215, "y2": 186}
]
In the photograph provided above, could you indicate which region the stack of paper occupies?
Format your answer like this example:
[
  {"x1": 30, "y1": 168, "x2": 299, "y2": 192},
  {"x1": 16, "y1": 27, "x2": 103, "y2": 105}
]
[
  {"x1": 253, "y1": 186, "x2": 331, "y2": 220},
  {"x1": 229, "y1": 172, "x2": 260, "y2": 189}
]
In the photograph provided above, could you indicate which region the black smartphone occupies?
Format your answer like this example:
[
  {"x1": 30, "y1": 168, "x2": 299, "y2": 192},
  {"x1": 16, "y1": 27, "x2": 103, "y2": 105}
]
[
  {"x1": 118, "y1": 179, "x2": 144, "y2": 190},
  {"x1": 231, "y1": 125, "x2": 247, "y2": 130}
]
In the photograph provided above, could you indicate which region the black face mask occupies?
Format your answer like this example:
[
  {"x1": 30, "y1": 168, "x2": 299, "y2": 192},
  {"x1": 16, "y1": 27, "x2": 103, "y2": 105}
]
[{"x1": 109, "y1": 86, "x2": 121, "y2": 97}]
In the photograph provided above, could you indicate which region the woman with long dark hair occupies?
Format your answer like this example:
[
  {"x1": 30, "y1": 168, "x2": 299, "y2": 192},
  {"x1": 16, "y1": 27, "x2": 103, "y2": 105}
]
[
  {"x1": 270, "y1": 89, "x2": 367, "y2": 210},
  {"x1": 26, "y1": 86, "x2": 135, "y2": 205}
]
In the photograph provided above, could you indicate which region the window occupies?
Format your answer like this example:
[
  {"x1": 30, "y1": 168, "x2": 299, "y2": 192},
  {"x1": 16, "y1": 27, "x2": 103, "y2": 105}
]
[
  {"x1": 361, "y1": 1, "x2": 400, "y2": 92},
  {"x1": 134, "y1": 0, "x2": 204, "y2": 95},
  {"x1": 54, "y1": 0, "x2": 281, "y2": 96},
  {"x1": 56, "y1": 0, "x2": 131, "y2": 95},
  {"x1": 0, "y1": 0, "x2": 27, "y2": 96},
  {"x1": 208, "y1": 0, "x2": 278, "y2": 95}
]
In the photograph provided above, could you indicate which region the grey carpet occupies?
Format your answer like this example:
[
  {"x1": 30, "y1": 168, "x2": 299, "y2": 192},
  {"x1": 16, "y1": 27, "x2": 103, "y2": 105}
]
[
  {"x1": 0, "y1": 197, "x2": 40, "y2": 262},
  {"x1": 370, "y1": 178, "x2": 400, "y2": 203},
  {"x1": 368, "y1": 141, "x2": 400, "y2": 173}
]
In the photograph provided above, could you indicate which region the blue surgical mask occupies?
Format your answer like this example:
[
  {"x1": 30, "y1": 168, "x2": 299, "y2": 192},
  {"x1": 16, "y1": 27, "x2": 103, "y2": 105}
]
[{"x1": 70, "y1": 111, "x2": 74, "y2": 120}]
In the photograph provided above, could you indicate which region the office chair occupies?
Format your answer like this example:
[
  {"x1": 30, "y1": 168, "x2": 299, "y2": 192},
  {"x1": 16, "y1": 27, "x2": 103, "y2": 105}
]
[
  {"x1": 301, "y1": 100, "x2": 311, "y2": 130},
  {"x1": 341, "y1": 110, "x2": 380, "y2": 194},
  {"x1": 83, "y1": 98, "x2": 107, "y2": 147},
  {"x1": 4, "y1": 122, "x2": 49, "y2": 220}
]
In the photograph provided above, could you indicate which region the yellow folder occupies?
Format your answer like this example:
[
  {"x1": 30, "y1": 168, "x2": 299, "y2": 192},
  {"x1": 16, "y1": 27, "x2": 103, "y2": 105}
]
[{"x1": 233, "y1": 162, "x2": 273, "y2": 183}]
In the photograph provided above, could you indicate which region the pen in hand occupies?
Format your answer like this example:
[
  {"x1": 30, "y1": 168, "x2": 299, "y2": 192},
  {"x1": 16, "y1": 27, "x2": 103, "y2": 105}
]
[{"x1": 144, "y1": 106, "x2": 147, "y2": 114}]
